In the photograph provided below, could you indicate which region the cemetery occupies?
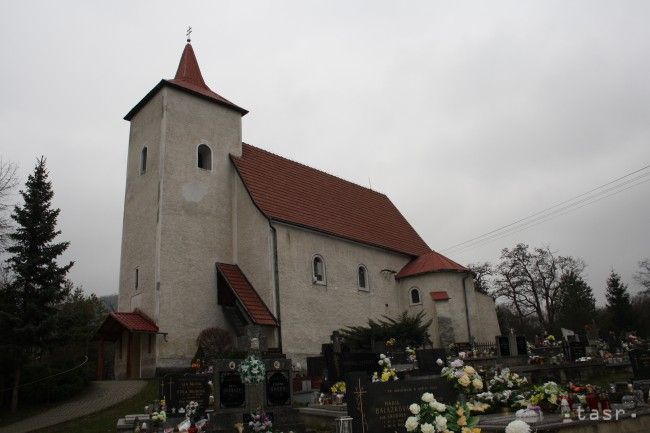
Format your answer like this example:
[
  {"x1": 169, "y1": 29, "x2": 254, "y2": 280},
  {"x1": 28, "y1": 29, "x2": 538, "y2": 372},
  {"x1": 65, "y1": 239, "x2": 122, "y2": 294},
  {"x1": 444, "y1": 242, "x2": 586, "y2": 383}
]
[{"x1": 113, "y1": 319, "x2": 650, "y2": 433}]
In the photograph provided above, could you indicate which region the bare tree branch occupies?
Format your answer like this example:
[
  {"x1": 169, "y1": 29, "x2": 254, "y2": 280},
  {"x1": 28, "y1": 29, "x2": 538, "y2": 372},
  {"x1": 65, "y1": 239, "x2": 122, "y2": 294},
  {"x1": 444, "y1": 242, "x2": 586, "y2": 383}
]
[{"x1": 0, "y1": 158, "x2": 19, "y2": 249}]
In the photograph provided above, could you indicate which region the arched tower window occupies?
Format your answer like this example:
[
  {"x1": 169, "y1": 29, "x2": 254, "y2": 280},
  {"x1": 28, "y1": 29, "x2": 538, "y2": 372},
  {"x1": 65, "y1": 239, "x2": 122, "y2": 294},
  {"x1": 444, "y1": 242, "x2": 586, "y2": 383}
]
[
  {"x1": 197, "y1": 144, "x2": 212, "y2": 170},
  {"x1": 358, "y1": 265, "x2": 368, "y2": 291},
  {"x1": 312, "y1": 255, "x2": 326, "y2": 284},
  {"x1": 140, "y1": 147, "x2": 147, "y2": 174},
  {"x1": 410, "y1": 287, "x2": 421, "y2": 305}
]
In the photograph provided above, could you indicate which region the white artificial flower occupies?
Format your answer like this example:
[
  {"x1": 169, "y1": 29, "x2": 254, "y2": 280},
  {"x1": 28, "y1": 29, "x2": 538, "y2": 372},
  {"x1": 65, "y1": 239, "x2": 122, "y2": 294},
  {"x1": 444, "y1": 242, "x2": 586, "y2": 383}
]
[
  {"x1": 420, "y1": 422, "x2": 435, "y2": 433},
  {"x1": 435, "y1": 415, "x2": 448, "y2": 430},
  {"x1": 421, "y1": 392, "x2": 435, "y2": 403},
  {"x1": 450, "y1": 359, "x2": 464, "y2": 368},
  {"x1": 432, "y1": 401, "x2": 447, "y2": 412},
  {"x1": 409, "y1": 403, "x2": 421, "y2": 415},
  {"x1": 505, "y1": 419, "x2": 531, "y2": 433},
  {"x1": 380, "y1": 354, "x2": 387, "y2": 359},
  {"x1": 436, "y1": 358, "x2": 444, "y2": 366},
  {"x1": 404, "y1": 416, "x2": 419, "y2": 432}
]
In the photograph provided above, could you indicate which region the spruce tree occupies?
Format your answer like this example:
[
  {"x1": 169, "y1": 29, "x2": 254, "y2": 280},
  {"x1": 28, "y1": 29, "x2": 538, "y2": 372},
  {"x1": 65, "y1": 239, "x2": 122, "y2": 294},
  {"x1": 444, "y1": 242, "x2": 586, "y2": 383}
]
[
  {"x1": 2, "y1": 157, "x2": 73, "y2": 412},
  {"x1": 605, "y1": 270, "x2": 634, "y2": 334},
  {"x1": 557, "y1": 271, "x2": 596, "y2": 332}
]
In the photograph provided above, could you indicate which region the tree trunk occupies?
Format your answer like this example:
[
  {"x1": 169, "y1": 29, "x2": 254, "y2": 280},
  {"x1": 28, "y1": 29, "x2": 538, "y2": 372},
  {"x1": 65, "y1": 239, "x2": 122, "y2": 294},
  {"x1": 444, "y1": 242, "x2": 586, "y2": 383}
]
[{"x1": 10, "y1": 366, "x2": 20, "y2": 413}]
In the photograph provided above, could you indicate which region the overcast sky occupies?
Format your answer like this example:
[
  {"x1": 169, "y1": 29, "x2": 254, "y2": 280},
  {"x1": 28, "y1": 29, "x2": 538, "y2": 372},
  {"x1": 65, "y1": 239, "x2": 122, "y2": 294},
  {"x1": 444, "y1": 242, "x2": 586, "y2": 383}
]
[{"x1": 1, "y1": 1, "x2": 648, "y2": 303}]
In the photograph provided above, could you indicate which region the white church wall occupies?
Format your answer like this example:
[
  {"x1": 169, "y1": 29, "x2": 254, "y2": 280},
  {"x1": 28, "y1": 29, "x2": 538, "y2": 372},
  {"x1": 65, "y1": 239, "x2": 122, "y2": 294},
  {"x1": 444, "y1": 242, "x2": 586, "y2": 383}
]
[
  {"x1": 155, "y1": 87, "x2": 242, "y2": 368},
  {"x1": 473, "y1": 292, "x2": 501, "y2": 342},
  {"x1": 233, "y1": 174, "x2": 279, "y2": 347},
  {"x1": 272, "y1": 222, "x2": 411, "y2": 361},
  {"x1": 118, "y1": 90, "x2": 163, "y2": 320}
]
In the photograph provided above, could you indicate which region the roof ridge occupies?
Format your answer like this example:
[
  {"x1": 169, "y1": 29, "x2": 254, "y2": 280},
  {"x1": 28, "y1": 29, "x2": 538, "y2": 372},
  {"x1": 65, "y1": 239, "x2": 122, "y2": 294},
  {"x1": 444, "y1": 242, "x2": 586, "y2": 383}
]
[{"x1": 238, "y1": 142, "x2": 389, "y2": 198}]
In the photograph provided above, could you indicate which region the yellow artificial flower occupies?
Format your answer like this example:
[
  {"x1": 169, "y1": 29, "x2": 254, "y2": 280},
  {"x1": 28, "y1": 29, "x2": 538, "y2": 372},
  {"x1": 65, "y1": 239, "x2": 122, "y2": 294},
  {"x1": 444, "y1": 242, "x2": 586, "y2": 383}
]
[
  {"x1": 458, "y1": 415, "x2": 467, "y2": 426},
  {"x1": 381, "y1": 371, "x2": 391, "y2": 382},
  {"x1": 464, "y1": 366, "x2": 476, "y2": 375},
  {"x1": 456, "y1": 407, "x2": 465, "y2": 416},
  {"x1": 458, "y1": 374, "x2": 471, "y2": 387},
  {"x1": 472, "y1": 379, "x2": 483, "y2": 390},
  {"x1": 461, "y1": 428, "x2": 481, "y2": 433},
  {"x1": 549, "y1": 394, "x2": 557, "y2": 404}
]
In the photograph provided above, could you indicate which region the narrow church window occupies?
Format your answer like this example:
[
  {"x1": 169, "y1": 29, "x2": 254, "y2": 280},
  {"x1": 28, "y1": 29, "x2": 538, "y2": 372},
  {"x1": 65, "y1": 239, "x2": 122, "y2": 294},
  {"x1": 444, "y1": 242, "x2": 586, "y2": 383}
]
[
  {"x1": 410, "y1": 288, "x2": 421, "y2": 305},
  {"x1": 197, "y1": 144, "x2": 212, "y2": 170},
  {"x1": 358, "y1": 265, "x2": 368, "y2": 290},
  {"x1": 140, "y1": 146, "x2": 147, "y2": 174},
  {"x1": 313, "y1": 255, "x2": 326, "y2": 284}
]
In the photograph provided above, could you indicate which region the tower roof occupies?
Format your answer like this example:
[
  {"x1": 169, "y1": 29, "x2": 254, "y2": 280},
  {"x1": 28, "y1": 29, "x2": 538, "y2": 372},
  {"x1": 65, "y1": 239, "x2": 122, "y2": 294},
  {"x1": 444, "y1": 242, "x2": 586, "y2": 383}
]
[{"x1": 124, "y1": 43, "x2": 248, "y2": 120}]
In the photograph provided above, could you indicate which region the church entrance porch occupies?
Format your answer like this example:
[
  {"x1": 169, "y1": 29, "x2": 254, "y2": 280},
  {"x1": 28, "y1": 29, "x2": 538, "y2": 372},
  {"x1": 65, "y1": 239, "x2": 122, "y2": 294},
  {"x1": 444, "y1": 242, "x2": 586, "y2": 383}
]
[{"x1": 94, "y1": 309, "x2": 160, "y2": 380}]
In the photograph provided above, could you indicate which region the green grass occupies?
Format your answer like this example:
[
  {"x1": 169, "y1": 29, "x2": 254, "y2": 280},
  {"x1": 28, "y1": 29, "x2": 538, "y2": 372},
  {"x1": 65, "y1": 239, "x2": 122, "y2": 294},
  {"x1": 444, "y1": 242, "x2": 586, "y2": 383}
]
[
  {"x1": 31, "y1": 380, "x2": 157, "y2": 433},
  {"x1": 0, "y1": 403, "x2": 58, "y2": 428}
]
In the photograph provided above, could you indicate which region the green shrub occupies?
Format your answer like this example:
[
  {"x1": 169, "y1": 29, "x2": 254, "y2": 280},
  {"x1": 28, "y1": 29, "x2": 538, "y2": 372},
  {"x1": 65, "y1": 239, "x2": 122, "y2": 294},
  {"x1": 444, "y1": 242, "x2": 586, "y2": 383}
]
[{"x1": 339, "y1": 310, "x2": 432, "y2": 350}]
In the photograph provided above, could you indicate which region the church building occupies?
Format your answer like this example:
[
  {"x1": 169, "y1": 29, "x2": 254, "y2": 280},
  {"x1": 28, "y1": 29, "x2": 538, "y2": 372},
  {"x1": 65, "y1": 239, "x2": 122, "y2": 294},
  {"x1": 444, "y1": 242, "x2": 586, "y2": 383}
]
[{"x1": 98, "y1": 41, "x2": 500, "y2": 379}]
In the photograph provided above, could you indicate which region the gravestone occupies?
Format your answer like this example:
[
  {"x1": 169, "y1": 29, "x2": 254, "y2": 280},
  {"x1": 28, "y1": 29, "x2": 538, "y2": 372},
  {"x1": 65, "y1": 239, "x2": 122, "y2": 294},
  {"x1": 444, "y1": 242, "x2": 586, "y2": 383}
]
[
  {"x1": 266, "y1": 371, "x2": 291, "y2": 406},
  {"x1": 163, "y1": 374, "x2": 211, "y2": 414},
  {"x1": 345, "y1": 372, "x2": 457, "y2": 433},
  {"x1": 568, "y1": 341, "x2": 587, "y2": 362},
  {"x1": 630, "y1": 349, "x2": 650, "y2": 380},
  {"x1": 415, "y1": 349, "x2": 446, "y2": 374},
  {"x1": 496, "y1": 336, "x2": 510, "y2": 357},
  {"x1": 516, "y1": 336, "x2": 528, "y2": 356},
  {"x1": 324, "y1": 349, "x2": 378, "y2": 383},
  {"x1": 219, "y1": 371, "x2": 246, "y2": 409},
  {"x1": 306, "y1": 356, "x2": 326, "y2": 378}
]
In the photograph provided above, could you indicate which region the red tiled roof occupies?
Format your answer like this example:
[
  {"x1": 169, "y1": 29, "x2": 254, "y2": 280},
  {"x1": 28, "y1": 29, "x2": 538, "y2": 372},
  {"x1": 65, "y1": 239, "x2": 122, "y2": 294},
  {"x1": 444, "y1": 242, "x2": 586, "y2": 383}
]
[
  {"x1": 124, "y1": 43, "x2": 247, "y2": 120},
  {"x1": 396, "y1": 250, "x2": 468, "y2": 279},
  {"x1": 231, "y1": 143, "x2": 431, "y2": 257},
  {"x1": 430, "y1": 291, "x2": 451, "y2": 301},
  {"x1": 111, "y1": 310, "x2": 159, "y2": 333},
  {"x1": 216, "y1": 263, "x2": 278, "y2": 326}
]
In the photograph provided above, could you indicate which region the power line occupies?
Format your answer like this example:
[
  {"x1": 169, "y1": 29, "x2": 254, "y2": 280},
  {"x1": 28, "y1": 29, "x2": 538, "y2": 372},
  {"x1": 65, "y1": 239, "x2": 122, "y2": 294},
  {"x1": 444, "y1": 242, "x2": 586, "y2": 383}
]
[
  {"x1": 447, "y1": 176, "x2": 650, "y2": 255},
  {"x1": 442, "y1": 164, "x2": 650, "y2": 255}
]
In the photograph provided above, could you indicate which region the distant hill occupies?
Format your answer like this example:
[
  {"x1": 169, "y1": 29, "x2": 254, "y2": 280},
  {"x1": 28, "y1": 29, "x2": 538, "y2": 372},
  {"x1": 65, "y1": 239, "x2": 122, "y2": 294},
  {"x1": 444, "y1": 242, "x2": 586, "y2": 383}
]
[{"x1": 100, "y1": 294, "x2": 118, "y2": 311}]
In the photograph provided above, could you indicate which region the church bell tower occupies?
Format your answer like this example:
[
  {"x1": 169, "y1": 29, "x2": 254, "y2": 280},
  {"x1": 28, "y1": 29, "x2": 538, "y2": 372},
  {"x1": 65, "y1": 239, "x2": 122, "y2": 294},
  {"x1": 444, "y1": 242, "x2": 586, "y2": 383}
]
[{"x1": 118, "y1": 39, "x2": 248, "y2": 371}]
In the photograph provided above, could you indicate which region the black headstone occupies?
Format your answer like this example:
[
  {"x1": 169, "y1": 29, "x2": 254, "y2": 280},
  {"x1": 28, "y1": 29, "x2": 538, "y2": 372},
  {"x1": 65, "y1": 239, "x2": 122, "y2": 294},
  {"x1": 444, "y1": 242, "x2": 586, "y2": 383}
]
[
  {"x1": 341, "y1": 352, "x2": 381, "y2": 376},
  {"x1": 345, "y1": 372, "x2": 457, "y2": 433},
  {"x1": 455, "y1": 342, "x2": 472, "y2": 354},
  {"x1": 165, "y1": 374, "x2": 211, "y2": 414},
  {"x1": 306, "y1": 356, "x2": 326, "y2": 378},
  {"x1": 219, "y1": 371, "x2": 246, "y2": 409},
  {"x1": 568, "y1": 342, "x2": 587, "y2": 362},
  {"x1": 516, "y1": 336, "x2": 528, "y2": 356},
  {"x1": 266, "y1": 370, "x2": 291, "y2": 407},
  {"x1": 497, "y1": 336, "x2": 510, "y2": 357},
  {"x1": 630, "y1": 349, "x2": 650, "y2": 380},
  {"x1": 415, "y1": 349, "x2": 446, "y2": 374}
]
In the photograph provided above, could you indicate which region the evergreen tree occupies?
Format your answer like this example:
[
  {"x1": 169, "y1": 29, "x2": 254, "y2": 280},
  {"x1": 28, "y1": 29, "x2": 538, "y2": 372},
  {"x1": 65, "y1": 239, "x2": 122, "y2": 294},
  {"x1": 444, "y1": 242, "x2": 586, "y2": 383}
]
[
  {"x1": 557, "y1": 271, "x2": 596, "y2": 332},
  {"x1": 605, "y1": 270, "x2": 634, "y2": 334},
  {"x1": 1, "y1": 157, "x2": 73, "y2": 412}
]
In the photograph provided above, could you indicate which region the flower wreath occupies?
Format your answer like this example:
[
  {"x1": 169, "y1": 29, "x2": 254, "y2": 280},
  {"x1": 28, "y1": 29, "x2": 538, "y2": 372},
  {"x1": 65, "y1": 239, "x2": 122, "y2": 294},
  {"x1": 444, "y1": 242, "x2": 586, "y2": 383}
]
[{"x1": 238, "y1": 355, "x2": 266, "y2": 384}]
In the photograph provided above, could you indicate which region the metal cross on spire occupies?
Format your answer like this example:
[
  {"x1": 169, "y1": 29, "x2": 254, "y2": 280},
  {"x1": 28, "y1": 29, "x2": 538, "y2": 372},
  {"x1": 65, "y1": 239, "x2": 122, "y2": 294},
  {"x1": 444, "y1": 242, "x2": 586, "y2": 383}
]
[{"x1": 186, "y1": 26, "x2": 192, "y2": 43}]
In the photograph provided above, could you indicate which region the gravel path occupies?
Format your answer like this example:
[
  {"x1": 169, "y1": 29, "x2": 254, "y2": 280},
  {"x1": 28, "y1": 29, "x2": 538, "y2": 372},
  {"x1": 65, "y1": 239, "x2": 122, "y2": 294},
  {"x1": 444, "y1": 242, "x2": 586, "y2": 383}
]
[{"x1": 0, "y1": 380, "x2": 146, "y2": 433}]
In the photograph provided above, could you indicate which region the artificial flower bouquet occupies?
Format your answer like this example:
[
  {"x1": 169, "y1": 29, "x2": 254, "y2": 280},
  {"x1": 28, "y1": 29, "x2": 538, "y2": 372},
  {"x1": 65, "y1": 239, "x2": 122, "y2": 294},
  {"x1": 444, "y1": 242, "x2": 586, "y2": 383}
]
[
  {"x1": 488, "y1": 368, "x2": 527, "y2": 393},
  {"x1": 372, "y1": 354, "x2": 398, "y2": 382},
  {"x1": 247, "y1": 411, "x2": 273, "y2": 433},
  {"x1": 404, "y1": 392, "x2": 481, "y2": 433},
  {"x1": 239, "y1": 355, "x2": 266, "y2": 384},
  {"x1": 406, "y1": 346, "x2": 417, "y2": 363},
  {"x1": 330, "y1": 381, "x2": 346, "y2": 394},
  {"x1": 441, "y1": 359, "x2": 484, "y2": 395},
  {"x1": 526, "y1": 381, "x2": 567, "y2": 413},
  {"x1": 150, "y1": 410, "x2": 167, "y2": 426}
]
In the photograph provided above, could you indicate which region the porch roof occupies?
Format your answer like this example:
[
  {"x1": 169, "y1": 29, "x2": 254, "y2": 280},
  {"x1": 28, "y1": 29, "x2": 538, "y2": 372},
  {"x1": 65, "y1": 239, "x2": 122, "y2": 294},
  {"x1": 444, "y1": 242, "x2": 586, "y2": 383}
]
[{"x1": 94, "y1": 309, "x2": 159, "y2": 341}]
